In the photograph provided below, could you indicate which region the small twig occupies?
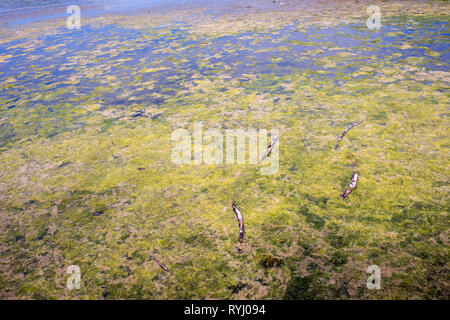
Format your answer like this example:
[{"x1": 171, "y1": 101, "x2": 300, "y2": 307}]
[
  {"x1": 232, "y1": 201, "x2": 245, "y2": 243},
  {"x1": 150, "y1": 252, "x2": 169, "y2": 272},
  {"x1": 260, "y1": 135, "x2": 278, "y2": 162},
  {"x1": 335, "y1": 120, "x2": 363, "y2": 149},
  {"x1": 340, "y1": 172, "x2": 359, "y2": 200}
]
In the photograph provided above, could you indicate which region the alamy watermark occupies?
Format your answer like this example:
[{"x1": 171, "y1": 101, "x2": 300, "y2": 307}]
[
  {"x1": 366, "y1": 265, "x2": 381, "y2": 290},
  {"x1": 171, "y1": 122, "x2": 279, "y2": 175},
  {"x1": 366, "y1": 5, "x2": 381, "y2": 30},
  {"x1": 67, "y1": 5, "x2": 81, "y2": 30},
  {"x1": 66, "y1": 265, "x2": 81, "y2": 290}
]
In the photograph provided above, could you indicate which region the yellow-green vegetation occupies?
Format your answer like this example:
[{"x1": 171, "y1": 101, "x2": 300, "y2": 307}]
[{"x1": 0, "y1": 1, "x2": 448, "y2": 299}]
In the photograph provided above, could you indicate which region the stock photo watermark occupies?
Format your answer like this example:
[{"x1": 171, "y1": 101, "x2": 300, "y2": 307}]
[
  {"x1": 366, "y1": 5, "x2": 381, "y2": 30},
  {"x1": 66, "y1": 265, "x2": 81, "y2": 290},
  {"x1": 171, "y1": 122, "x2": 279, "y2": 175},
  {"x1": 366, "y1": 265, "x2": 381, "y2": 290},
  {"x1": 67, "y1": 5, "x2": 81, "y2": 30}
]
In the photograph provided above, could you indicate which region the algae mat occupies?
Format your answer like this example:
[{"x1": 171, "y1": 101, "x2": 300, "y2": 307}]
[{"x1": 0, "y1": 0, "x2": 449, "y2": 299}]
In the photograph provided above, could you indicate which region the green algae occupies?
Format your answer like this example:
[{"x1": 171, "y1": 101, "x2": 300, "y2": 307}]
[{"x1": 0, "y1": 1, "x2": 449, "y2": 300}]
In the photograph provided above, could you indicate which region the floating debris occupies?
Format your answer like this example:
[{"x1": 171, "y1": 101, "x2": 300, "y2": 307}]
[
  {"x1": 260, "y1": 135, "x2": 279, "y2": 162},
  {"x1": 132, "y1": 109, "x2": 146, "y2": 118},
  {"x1": 335, "y1": 120, "x2": 364, "y2": 149},
  {"x1": 151, "y1": 252, "x2": 169, "y2": 272},
  {"x1": 340, "y1": 172, "x2": 359, "y2": 200},
  {"x1": 232, "y1": 201, "x2": 245, "y2": 243},
  {"x1": 151, "y1": 113, "x2": 162, "y2": 120},
  {"x1": 57, "y1": 161, "x2": 71, "y2": 168}
]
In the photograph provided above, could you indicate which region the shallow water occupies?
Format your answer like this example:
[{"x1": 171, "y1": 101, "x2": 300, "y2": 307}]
[
  {"x1": 0, "y1": 0, "x2": 449, "y2": 300},
  {"x1": 1, "y1": 14, "x2": 448, "y2": 144},
  {"x1": 0, "y1": 0, "x2": 195, "y2": 11}
]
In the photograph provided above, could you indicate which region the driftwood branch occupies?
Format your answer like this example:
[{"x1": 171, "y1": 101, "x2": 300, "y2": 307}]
[
  {"x1": 340, "y1": 172, "x2": 358, "y2": 200},
  {"x1": 260, "y1": 135, "x2": 278, "y2": 162},
  {"x1": 335, "y1": 120, "x2": 363, "y2": 149},
  {"x1": 232, "y1": 201, "x2": 245, "y2": 243},
  {"x1": 150, "y1": 252, "x2": 169, "y2": 272}
]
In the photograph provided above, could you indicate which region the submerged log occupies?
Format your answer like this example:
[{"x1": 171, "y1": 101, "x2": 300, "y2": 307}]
[
  {"x1": 340, "y1": 172, "x2": 358, "y2": 200},
  {"x1": 232, "y1": 201, "x2": 245, "y2": 243},
  {"x1": 260, "y1": 135, "x2": 279, "y2": 162},
  {"x1": 335, "y1": 120, "x2": 363, "y2": 149}
]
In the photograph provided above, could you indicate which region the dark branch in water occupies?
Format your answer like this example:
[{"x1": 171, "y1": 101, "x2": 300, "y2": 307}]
[
  {"x1": 232, "y1": 201, "x2": 245, "y2": 243},
  {"x1": 340, "y1": 172, "x2": 358, "y2": 200},
  {"x1": 150, "y1": 252, "x2": 169, "y2": 272},
  {"x1": 335, "y1": 120, "x2": 363, "y2": 149},
  {"x1": 260, "y1": 135, "x2": 278, "y2": 162}
]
